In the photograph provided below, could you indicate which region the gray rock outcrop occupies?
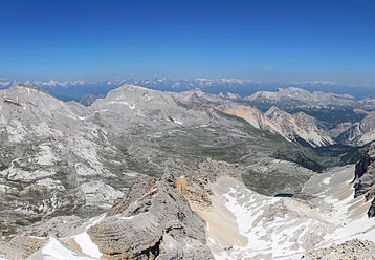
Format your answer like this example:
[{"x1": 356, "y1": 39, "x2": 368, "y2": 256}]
[
  {"x1": 353, "y1": 142, "x2": 375, "y2": 217},
  {"x1": 88, "y1": 174, "x2": 214, "y2": 259},
  {"x1": 304, "y1": 239, "x2": 375, "y2": 260}
]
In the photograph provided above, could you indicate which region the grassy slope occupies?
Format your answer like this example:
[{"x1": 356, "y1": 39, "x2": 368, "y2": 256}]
[{"x1": 116, "y1": 115, "x2": 362, "y2": 175}]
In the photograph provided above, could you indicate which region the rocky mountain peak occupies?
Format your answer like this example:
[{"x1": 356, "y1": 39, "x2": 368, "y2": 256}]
[
  {"x1": 0, "y1": 85, "x2": 90, "y2": 134},
  {"x1": 2, "y1": 85, "x2": 52, "y2": 104},
  {"x1": 216, "y1": 104, "x2": 266, "y2": 129},
  {"x1": 264, "y1": 105, "x2": 288, "y2": 117},
  {"x1": 247, "y1": 87, "x2": 312, "y2": 102},
  {"x1": 173, "y1": 88, "x2": 237, "y2": 104},
  {"x1": 246, "y1": 87, "x2": 356, "y2": 107},
  {"x1": 93, "y1": 84, "x2": 157, "y2": 105},
  {"x1": 218, "y1": 91, "x2": 240, "y2": 100}
]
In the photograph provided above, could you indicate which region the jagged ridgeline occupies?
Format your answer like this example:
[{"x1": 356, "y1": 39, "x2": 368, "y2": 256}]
[{"x1": 0, "y1": 84, "x2": 363, "y2": 236}]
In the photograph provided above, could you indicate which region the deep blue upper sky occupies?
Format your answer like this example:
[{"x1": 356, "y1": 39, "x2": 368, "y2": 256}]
[{"x1": 0, "y1": 0, "x2": 374, "y2": 85}]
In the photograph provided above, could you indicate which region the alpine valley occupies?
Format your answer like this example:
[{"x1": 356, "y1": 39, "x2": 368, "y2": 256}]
[{"x1": 1, "y1": 84, "x2": 375, "y2": 260}]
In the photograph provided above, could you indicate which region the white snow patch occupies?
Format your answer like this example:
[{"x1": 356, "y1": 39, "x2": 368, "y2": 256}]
[
  {"x1": 322, "y1": 177, "x2": 332, "y2": 185},
  {"x1": 71, "y1": 215, "x2": 106, "y2": 259},
  {"x1": 119, "y1": 216, "x2": 135, "y2": 221},
  {"x1": 33, "y1": 237, "x2": 95, "y2": 260},
  {"x1": 124, "y1": 171, "x2": 138, "y2": 177},
  {"x1": 108, "y1": 101, "x2": 135, "y2": 109},
  {"x1": 168, "y1": 116, "x2": 183, "y2": 125}
]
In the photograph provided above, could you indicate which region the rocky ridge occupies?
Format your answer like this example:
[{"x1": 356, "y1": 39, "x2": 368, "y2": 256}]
[
  {"x1": 218, "y1": 104, "x2": 334, "y2": 147},
  {"x1": 340, "y1": 112, "x2": 375, "y2": 146},
  {"x1": 246, "y1": 87, "x2": 356, "y2": 107}
]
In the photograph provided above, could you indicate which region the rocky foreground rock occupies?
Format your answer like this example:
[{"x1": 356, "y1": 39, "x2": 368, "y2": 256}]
[
  {"x1": 1, "y1": 158, "x2": 375, "y2": 259},
  {"x1": 0, "y1": 160, "x2": 224, "y2": 259},
  {"x1": 88, "y1": 173, "x2": 213, "y2": 259},
  {"x1": 303, "y1": 239, "x2": 375, "y2": 260}
]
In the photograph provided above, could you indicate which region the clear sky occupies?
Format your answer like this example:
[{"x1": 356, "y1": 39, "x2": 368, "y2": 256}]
[{"x1": 0, "y1": 0, "x2": 374, "y2": 85}]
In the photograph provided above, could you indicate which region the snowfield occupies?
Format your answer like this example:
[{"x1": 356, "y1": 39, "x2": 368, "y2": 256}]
[{"x1": 205, "y1": 166, "x2": 375, "y2": 259}]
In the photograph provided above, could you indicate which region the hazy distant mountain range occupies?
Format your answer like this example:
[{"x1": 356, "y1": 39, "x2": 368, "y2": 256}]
[{"x1": 2, "y1": 78, "x2": 375, "y2": 104}]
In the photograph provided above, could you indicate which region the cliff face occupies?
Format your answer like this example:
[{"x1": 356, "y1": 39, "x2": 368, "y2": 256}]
[
  {"x1": 264, "y1": 106, "x2": 335, "y2": 147},
  {"x1": 217, "y1": 104, "x2": 268, "y2": 130},
  {"x1": 353, "y1": 142, "x2": 375, "y2": 217},
  {"x1": 217, "y1": 104, "x2": 334, "y2": 147},
  {"x1": 342, "y1": 112, "x2": 375, "y2": 146}
]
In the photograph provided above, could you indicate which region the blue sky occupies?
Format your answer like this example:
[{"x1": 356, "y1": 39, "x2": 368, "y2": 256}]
[{"x1": 0, "y1": 0, "x2": 374, "y2": 85}]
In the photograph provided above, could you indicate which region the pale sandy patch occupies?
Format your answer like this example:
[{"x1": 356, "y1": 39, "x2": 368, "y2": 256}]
[
  {"x1": 62, "y1": 237, "x2": 83, "y2": 254},
  {"x1": 175, "y1": 175, "x2": 247, "y2": 255}
]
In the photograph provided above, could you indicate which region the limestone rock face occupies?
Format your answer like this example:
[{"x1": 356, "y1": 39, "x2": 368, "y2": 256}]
[
  {"x1": 89, "y1": 174, "x2": 214, "y2": 260},
  {"x1": 264, "y1": 106, "x2": 334, "y2": 147},
  {"x1": 0, "y1": 236, "x2": 45, "y2": 260},
  {"x1": 218, "y1": 104, "x2": 334, "y2": 147},
  {"x1": 353, "y1": 142, "x2": 375, "y2": 217},
  {"x1": 341, "y1": 112, "x2": 375, "y2": 146},
  {"x1": 217, "y1": 104, "x2": 267, "y2": 130},
  {"x1": 329, "y1": 122, "x2": 354, "y2": 138},
  {"x1": 0, "y1": 86, "x2": 128, "y2": 235}
]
